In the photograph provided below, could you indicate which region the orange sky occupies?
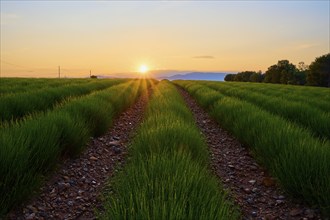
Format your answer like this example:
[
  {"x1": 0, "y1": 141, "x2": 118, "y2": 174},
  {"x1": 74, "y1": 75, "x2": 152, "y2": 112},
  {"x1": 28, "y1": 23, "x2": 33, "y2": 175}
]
[{"x1": 1, "y1": 1, "x2": 329, "y2": 78}]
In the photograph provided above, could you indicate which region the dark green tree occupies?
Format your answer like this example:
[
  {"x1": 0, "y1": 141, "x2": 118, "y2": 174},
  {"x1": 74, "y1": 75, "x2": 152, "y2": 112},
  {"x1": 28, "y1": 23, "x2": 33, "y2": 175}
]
[
  {"x1": 240, "y1": 71, "x2": 255, "y2": 82},
  {"x1": 249, "y1": 71, "x2": 263, "y2": 82},
  {"x1": 293, "y1": 62, "x2": 308, "y2": 85},
  {"x1": 293, "y1": 71, "x2": 307, "y2": 85},
  {"x1": 307, "y1": 53, "x2": 330, "y2": 87},
  {"x1": 264, "y1": 60, "x2": 297, "y2": 84},
  {"x1": 298, "y1": 61, "x2": 309, "y2": 72},
  {"x1": 234, "y1": 73, "x2": 243, "y2": 81},
  {"x1": 278, "y1": 60, "x2": 296, "y2": 84},
  {"x1": 231, "y1": 71, "x2": 256, "y2": 82},
  {"x1": 224, "y1": 74, "x2": 235, "y2": 81},
  {"x1": 264, "y1": 64, "x2": 276, "y2": 83}
]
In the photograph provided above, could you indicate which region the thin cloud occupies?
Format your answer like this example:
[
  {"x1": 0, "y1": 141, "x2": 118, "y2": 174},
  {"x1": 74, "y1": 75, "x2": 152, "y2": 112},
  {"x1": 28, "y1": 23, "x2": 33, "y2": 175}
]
[
  {"x1": 295, "y1": 43, "x2": 319, "y2": 50},
  {"x1": 193, "y1": 55, "x2": 215, "y2": 59}
]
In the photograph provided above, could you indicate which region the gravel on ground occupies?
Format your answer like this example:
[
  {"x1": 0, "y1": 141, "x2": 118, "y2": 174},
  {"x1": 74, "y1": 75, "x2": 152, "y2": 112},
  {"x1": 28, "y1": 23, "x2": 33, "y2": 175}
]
[
  {"x1": 7, "y1": 89, "x2": 152, "y2": 220},
  {"x1": 177, "y1": 86, "x2": 322, "y2": 220}
]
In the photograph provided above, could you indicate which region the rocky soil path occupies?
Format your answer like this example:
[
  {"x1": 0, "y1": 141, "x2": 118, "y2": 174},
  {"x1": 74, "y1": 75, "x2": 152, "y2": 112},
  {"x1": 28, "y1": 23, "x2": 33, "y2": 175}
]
[
  {"x1": 177, "y1": 86, "x2": 322, "y2": 220},
  {"x1": 7, "y1": 89, "x2": 152, "y2": 220}
]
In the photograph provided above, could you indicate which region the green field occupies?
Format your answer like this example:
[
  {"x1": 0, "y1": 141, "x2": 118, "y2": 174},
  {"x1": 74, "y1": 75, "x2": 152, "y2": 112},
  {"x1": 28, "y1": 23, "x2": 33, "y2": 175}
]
[
  {"x1": 174, "y1": 80, "x2": 330, "y2": 215},
  {"x1": 0, "y1": 78, "x2": 329, "y2": 217},
  {"x1": 99, "y1": 80, "x2": 239, "y2": 219},
  {"x1": 0, "y1": 78, "x2": 153, "y2": 215}
]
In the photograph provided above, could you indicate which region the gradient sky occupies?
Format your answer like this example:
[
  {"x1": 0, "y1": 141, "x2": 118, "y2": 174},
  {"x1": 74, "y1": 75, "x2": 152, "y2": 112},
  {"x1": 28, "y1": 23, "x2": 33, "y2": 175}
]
[{"x1": 1, "y1": 1, "x2": 329, "y2": 78}]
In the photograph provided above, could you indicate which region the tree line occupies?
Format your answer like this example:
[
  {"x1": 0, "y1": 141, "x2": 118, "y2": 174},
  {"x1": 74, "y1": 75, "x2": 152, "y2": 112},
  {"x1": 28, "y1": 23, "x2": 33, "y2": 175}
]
[{"x1": 224, "y1": 53, "x2": 330, "y2": 87}]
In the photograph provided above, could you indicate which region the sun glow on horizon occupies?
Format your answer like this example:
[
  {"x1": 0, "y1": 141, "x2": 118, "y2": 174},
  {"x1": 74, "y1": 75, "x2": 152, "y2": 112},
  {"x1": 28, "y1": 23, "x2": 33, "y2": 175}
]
[
  {"x1": 139, "y1": 64, "x2": 149, "y2": 74},
  {"x1": 1, "y1": 1, "x2": 328, "y2": 77}
]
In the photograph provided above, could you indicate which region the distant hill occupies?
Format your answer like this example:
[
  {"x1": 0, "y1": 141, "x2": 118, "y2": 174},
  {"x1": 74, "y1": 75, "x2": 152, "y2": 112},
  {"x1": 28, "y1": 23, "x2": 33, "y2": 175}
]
[
  {"x1": 159, "y1": 72, "x2": 227, "y2": 81},
  {"x1": 95, "y1": 71, "x2": 230, "y2": 81}
]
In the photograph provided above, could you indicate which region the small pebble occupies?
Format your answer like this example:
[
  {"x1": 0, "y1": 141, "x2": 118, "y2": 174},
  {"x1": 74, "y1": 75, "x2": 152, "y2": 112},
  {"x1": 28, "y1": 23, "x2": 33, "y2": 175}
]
[
  {"x1": 26, "y1": 213, "x2": 35, "y2": 220},
  {"x1": 247, "y1": 198, "x2": 254, "y2": 204},
  {"x1": 278, "y1": 195, "x2": 285, "y2": 200},
  {"x1": 89, "y1": 156, "x2": 98, "y2": 161},
  {"x1": 251, "y1": 211, "x2": 258, "y2": 217},
  {"x1": 290, "y1": 208, "x2": 303, "y2": 216},
  {"x1": 112, "y1": 146, "x2": 122, "y2": 154},
  {"x1": 276, "y1": 200, "x2": 285, "y2": 205}
]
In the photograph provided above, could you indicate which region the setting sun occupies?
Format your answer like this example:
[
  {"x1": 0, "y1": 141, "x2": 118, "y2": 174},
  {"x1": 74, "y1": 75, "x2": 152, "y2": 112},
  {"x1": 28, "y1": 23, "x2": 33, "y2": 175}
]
[
  {"x1": 1, "y1": 1, "x2": 328, "y2": 78},
  {"x1": 139, "y1": 65, "x2": 149, "y2": 74}
]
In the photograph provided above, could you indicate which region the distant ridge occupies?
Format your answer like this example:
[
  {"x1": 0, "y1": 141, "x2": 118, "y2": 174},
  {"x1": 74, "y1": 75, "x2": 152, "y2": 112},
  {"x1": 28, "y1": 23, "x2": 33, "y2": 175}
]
[
  {"x1": 95, "y1": 71, "x2": 229, "y2": 81},
  {"x1": 159, "y1": 72, "x2": 227, "y2": 81}
]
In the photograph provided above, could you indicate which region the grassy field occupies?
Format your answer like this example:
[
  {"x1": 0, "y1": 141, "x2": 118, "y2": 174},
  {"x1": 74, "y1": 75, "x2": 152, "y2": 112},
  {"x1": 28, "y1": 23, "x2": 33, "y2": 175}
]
[
  {"x1": 0, "y1": 78, "x2": 90, "y2": 95},
  {"x1": 1, "y1": 78, "x2": 329, "y2": 217},
  {"x1": 174, "y1": 80, "x2": 330, "y2": 215},
  {"x1": 0, "y1": 78, "x2": 153, "y2": 215},
  {"x1": 0, "y1": 78, "x2": 127, "y2": 122},
  {"x1": 201, "y1": 81, "x2": 330, "y2": 140},
  {"x1": 99, "y1": 80, "x2": 240, "y2": 219},
  {"x1": 222, "y1": 82, "x2": 330, "y2": 112}
]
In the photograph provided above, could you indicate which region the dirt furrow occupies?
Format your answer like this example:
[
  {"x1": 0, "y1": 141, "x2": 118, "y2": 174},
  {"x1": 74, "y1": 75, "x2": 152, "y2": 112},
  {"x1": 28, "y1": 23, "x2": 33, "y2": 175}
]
[
  {"x1": 7, "y1": 89, "x2": 152, "y2": 220},
  {"x1": 177, "y1": 86, "x2": 322, "y2": 220}
]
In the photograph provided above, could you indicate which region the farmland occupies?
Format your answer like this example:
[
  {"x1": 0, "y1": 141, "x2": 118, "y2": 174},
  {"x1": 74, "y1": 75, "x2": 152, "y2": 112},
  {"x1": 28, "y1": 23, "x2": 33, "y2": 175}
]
[
  {"x1": 0, "y1": 78, "x2": 154, "y2": 215},
  {"x1": 174, "y1": 80, "x2": 330, "y2": 216},
  {"x1": 0, "y1": 78, "x2": 128, "y2": 122},
  {"x1": 1, "y1": 78, "x2": 329, "y2": 218},
  {"x1": 99, "y1": 80, "x2": 239, "y2": 219}
]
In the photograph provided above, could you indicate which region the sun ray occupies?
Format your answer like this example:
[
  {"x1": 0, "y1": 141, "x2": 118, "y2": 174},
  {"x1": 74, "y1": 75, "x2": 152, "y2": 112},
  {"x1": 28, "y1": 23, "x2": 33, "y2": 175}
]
[{"x1": 139, "y1": 65, "x2": 149, "y2": 74}]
